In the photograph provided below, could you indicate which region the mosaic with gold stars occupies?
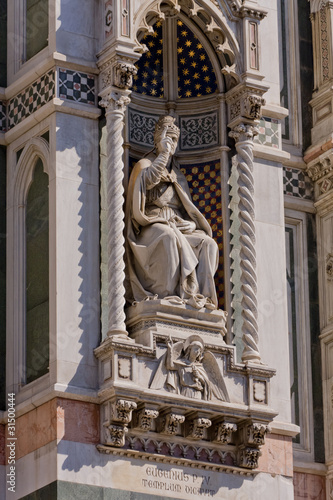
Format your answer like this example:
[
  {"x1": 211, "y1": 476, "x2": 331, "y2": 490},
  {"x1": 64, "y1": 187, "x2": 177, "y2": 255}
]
[
  {"x1": 177, "y1": 19, "x2": 218, "y2": 98},
  {"x1": 181, "y1": 161, "x2": 224, "y2": 309},
  {"x1": 133, "y1": 21, "x2": 164, "y2": 98}
]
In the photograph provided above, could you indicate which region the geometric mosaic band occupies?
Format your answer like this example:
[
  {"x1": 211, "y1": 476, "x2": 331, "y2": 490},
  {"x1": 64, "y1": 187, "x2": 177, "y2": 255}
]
[
  {"x1": 180, "y1": 112, "x2": 219, "y2": 150},
  {"x1": 7, "y1": 70, "x2": 56, "y2": 129},
  {"x1": 0, "y1": 101, "x2": 6, "y2": 132},
  {"x1": 58, "y1": 68, "x2": 96, "y2": 105},
  {"x1": 283, "y1": 166, "x2": 313, "y2": 200},
  {"x1": 255, "y1": 116, "x2": 280, "y2": 149}
]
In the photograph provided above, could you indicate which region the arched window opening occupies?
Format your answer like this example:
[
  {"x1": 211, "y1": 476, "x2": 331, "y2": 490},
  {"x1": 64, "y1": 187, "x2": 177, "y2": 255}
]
[
  {"x1": 25, "y1": 158, "x2": 49, "y2": 384},
  {"x1": 26, "y1": 0, "x2": 48, "y2": 62}
]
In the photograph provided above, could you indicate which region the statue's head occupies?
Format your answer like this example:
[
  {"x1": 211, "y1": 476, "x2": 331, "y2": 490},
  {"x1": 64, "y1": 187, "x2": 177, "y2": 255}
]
[
  {"x1": 154, "y1": 115, "x2": 180, "y2": 153},
  {"x1": 184, "y1": 335, "x2": 204, "y2": 362}
]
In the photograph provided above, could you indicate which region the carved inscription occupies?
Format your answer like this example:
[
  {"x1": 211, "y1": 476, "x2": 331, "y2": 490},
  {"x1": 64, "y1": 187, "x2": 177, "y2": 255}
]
[{"x1": 142, "y1": 467, "x2": 217, "y2": 497}]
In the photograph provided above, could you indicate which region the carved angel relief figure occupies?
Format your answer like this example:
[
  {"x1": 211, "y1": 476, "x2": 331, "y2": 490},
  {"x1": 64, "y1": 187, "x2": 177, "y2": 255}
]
[
  {"x1": 125, "y1": 116, "x2": 219, "y2": 310},
  {"x1": 150, "y1": 335, "x2": 229, "y2": 402}
]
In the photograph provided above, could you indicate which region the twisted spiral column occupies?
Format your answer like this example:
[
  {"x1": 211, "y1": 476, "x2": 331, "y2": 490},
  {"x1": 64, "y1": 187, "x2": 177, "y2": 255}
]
[
  {"x1": 230, "y1": 124, "x2": 261, "y2": 363},
  {"x1": 100, "y1": 90, "x2": 131, "y2": 338}
]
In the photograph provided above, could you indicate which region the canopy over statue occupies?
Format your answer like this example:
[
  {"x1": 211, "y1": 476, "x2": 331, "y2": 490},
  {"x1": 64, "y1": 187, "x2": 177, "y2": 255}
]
[{"x1": 125, "y1": 116, "x2": 219, "y2": 310}]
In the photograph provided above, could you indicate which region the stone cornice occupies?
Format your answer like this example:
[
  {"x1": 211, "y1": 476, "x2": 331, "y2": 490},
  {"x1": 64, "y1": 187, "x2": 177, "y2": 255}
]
[
  {"x1": 306, "y1": 151, "x2": 333, "y2": 181},
  {"x1": 226, "y1": 0, "x2": 268, "y2": 19}
]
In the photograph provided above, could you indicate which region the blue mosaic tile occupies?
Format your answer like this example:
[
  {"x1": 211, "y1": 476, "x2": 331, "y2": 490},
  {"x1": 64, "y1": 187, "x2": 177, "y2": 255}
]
[
  {"x1": 59, "y1": 69, "x2": 96, "y2": 105},
  {"x1": 7, "y1": 70, "x2": 55, "y2": 129},
  {"x1": 283, "y1": 167, "x2": 313, "y2": 200}
]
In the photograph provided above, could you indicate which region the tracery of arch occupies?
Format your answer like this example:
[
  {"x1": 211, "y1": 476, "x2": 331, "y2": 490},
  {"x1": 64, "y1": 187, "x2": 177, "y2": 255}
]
[{"x1": 127, "y1": 12, "x2": 228, "y2": 309}]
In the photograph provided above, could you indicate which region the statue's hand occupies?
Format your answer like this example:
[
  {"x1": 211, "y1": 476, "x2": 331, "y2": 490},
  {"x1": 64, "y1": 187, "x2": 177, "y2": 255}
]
[
  {"x1": 158, "y1": 127, "x2": 174, "y2": 155},
  {"x1": 175, "y1": 219, "x2": 196, "y2": 233}
]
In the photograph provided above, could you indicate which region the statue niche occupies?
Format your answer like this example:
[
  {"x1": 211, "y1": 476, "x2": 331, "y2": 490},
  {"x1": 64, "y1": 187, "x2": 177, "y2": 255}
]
[
  {"x1": 150, "y1": 335, "x2": 229, "y2": 402},
  {"x1": 125, "y1": 116, "x2": 220, "y2": 310}
]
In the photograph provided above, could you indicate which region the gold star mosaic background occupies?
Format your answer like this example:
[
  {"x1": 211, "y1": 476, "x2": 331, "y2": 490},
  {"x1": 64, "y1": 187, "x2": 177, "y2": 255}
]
[
  {"x1": 133, "y1": 19, "x2": 218, "y2": 99},
  {"x1": 133, "y1": 21, "x2": 164, "y2": 98},
  {"x1": 177, "y1": 19, "x2": 218, "y2": 98}
]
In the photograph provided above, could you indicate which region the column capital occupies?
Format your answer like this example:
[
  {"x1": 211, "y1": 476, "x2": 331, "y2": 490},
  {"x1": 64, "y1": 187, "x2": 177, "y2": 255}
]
[
  {"x1": 100, "y1": 89, "x2": 131, "y2": 113},
  {"x1": 229, "y1": 122, "x2": 258, "y2": 143}
]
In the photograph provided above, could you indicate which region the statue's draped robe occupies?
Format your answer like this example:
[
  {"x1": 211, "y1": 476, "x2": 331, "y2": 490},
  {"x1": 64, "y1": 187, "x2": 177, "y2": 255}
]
[{"x1": 125, "y1": 154, "x2": 219, "y2": 305}]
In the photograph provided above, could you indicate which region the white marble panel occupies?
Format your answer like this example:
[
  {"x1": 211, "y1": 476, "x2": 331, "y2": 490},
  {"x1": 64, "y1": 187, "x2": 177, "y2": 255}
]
[
  {"x1": 254, "y1": 159, "x2": 284, "y2": 227},
  {"x1": 56, "y1": 0, "x2": 96, "y2": 60},
  {"x1": 57, "y1": 440, "x2": 294, "y2": 500},
  {"x1": 6, "y1": 441, "x2": 57, "y2": 500},
  {"x1": 255, "y1": 219, "x2": 291, "y2": 422}
]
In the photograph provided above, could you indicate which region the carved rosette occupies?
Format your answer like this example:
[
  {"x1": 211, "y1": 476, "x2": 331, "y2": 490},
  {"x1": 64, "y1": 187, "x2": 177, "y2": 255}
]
[
  {"x1": 100, "y1": 90, "x2": 131, "y2": 338},
  {"x1": 229, "y1": 123, "x2": 261, "y2": 363},
  {"x1": 187, "y1": 417, "x2": 212, "y2": 440},
  {"x1": 214, "y1": 422, "x2": 238, "y2": 444}
]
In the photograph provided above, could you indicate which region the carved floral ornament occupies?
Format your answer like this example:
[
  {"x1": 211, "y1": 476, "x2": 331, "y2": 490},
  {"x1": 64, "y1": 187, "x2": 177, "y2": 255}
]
[
  {"x1": 227, "y1": 89, "x2": 266, "y2": 125},
  {"x1": 326, "y1": 253, "x2": 333, "y2": 281}
]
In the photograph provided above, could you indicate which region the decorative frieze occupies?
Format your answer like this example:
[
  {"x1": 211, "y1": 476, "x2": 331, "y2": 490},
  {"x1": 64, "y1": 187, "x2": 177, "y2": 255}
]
[
  {"x1": 179, "y1": 112, "x2": 219, "y2": 150},
  {"x1": 214, "y1": 422, "x2": 237, "y2": 444},
  {"x1": 128, "y1": 109, "x2": 158, "y2": 147}
]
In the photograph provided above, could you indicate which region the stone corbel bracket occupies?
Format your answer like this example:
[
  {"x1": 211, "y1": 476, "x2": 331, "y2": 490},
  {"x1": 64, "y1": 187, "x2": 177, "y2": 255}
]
[
  {"x1": 99, "y1": 58, "x2": 138, "y2": 94},
  {"x1": 103, "y1": 398, "x2": 137, "y2": 447},
  {"x1": 237, "y1": 421, "x2": 271, "y2": 469},
  {"x1": 226, "y1": 84, "x2": 267, "y2": 128}
]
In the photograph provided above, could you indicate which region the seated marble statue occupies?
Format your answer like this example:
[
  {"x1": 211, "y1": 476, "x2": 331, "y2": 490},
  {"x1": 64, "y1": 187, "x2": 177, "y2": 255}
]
[
  {"x1": 150, "y1": 335, "x2": 229, "y2": 402},
  {"x1": 125, "y1": 115, "x2": 219, "y2": 309}
]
